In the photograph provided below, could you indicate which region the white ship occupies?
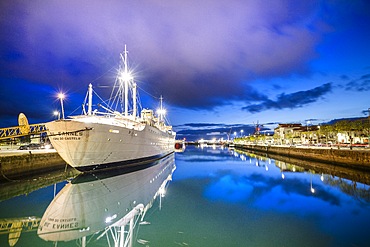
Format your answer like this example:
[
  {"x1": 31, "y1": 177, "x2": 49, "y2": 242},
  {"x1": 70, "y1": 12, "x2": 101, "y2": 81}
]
[{"x1": 46, "y1": 46, "x2": 176, "y2": 172}]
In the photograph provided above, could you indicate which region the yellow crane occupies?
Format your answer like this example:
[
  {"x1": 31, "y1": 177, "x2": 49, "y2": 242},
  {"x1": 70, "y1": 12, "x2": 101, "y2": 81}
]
[{"x1": 0, "y1": 113, "x2": 47, "y2": 140}]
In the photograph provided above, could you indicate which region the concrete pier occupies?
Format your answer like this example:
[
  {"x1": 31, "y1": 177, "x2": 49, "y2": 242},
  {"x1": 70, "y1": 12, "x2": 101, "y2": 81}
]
[
  {"x1": 0, "y1": 149, "x2": 69, "y2": 180},
  {"x1": 234, "y1": 144, "x2": 370, "y2": 171}
]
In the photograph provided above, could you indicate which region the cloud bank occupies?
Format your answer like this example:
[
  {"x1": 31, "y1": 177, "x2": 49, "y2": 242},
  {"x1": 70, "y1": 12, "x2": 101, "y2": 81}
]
[
  {"x1": 345, "y1": 73, "x2": 370, "y2": 92},
  {"x1": 1, "y1": 0, "x2": 368, "y2": 128},
  {"x1": 242, "y1": 83, "x2": 332, "y2": 113},
  {"x1": 0, "y1": 0, "x2": 324, "y2": 110}
]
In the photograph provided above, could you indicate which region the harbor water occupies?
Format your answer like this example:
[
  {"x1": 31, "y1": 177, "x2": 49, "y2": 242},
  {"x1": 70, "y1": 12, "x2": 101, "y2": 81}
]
[{"x1": 1, "y1": 145, "x2": 370, "y2": 247}]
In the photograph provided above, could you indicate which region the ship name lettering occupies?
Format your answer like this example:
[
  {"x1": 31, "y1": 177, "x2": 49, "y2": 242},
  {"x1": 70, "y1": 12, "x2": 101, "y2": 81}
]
[
  {"x1": 61, "y1": 132, "x2": 83, "y2": 136},
  {"x1": 52, "y1": 222, "x2": 78, "y2": 230},
  {"x1": 64, "y1": 136, "x2": 81, "y2": 140}
]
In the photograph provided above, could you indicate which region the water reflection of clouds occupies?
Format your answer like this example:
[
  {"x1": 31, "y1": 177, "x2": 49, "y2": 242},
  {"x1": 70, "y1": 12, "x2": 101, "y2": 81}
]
[
  {"x1": 194, "y1": 160, "x2": 370, "y2": 246},
  {"x1": 204, "y1": 175, "x2": 254, "y2": 203},
  {"x1": 176, "y1": 147, "x2": 369, "y2": 212},
  {"x1": 202, "y1": 168, "x2": 343, "y2": 210}
]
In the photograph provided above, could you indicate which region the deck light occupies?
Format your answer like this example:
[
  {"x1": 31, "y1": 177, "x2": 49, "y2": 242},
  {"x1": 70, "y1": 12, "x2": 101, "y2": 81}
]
[{"x1": 53, "y1": 111, "x2": 60, "y2": 120}]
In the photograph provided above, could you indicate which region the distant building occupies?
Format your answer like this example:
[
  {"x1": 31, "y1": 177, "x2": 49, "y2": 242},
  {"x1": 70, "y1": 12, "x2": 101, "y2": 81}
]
[
  {"x1": 236, "y1": 117, "x2": 369, "y2": 146},
  {"x1": 274, "y1": 124, "x2": 301, "y2": 144},
  {"x1": 274, "y1": 123, "x2": 322, "y2": 145}
]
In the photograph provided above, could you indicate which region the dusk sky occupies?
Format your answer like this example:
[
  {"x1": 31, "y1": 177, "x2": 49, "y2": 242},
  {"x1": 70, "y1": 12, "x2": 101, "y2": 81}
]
[{"x1": 1, "y1": 0, "x2": 369, "y2": 141}]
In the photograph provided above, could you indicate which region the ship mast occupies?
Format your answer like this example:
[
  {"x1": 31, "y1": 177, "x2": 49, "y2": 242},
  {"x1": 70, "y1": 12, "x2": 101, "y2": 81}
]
[
  {"x1": 133, "y1": 82, "x2": 137, "y2": 118},
  {"x1": 124, "y1": 45, "x2": 129, "y2": 117},
  {"x1": 120, "y1": 45, "x2": 137, "y2": 118},
  {"x1": 88, "y1": 83, "x2": 93, "y2": 115},
  {"x1": 159, "y1": 95, "x2": 165, "y2": 123},
  {"x1": 116, "y1": 45, "x2": 137, "y2": 118}
]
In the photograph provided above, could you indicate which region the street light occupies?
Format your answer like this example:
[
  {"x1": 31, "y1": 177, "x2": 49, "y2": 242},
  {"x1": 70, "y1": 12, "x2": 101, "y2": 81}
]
[
  {"x1": 58, "y1": 93, "x2": 65, "y2": 119},
  {"x1": 240, "y1": 129, "x2": 244, "y2": 137}
]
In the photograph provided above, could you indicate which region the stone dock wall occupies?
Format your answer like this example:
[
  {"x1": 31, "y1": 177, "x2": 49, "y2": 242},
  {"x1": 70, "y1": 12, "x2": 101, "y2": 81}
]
[
  {"x1": 0, "y1": 152, "x2": 66, "y2": 180},
  {"x1": 234, "y1": 144, "x2": 370, "y2": 171}
]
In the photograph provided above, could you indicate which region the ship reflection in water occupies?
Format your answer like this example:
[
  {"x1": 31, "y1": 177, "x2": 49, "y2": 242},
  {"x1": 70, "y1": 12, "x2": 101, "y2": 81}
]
[{"x1": 38, "y1": 153, "x2": 176, "y2": 246}]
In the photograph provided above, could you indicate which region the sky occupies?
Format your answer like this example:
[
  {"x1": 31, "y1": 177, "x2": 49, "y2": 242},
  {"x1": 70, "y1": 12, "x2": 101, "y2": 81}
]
[{"x1": 0, "y1": 0, "x2": 370, "y2": 141}]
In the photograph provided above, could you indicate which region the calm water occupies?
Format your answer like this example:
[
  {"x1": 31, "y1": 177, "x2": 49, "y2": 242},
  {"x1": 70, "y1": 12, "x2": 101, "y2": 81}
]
[{"x1": 1, "y1": 146, "x2": 370, "y2": 247}]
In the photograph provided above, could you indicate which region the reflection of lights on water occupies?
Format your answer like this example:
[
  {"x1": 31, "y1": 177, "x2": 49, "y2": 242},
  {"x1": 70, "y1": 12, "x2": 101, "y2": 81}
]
[
  {"x1": 265, "y1": 165, "x2": 269, "y2": 171},
  {"x1": 256, "y1": 161, "x2": 259, "y2": 166},
  {"x1": 249, "y1": 158, "x2": 252, "y2": 164},
  {"x1": 159, "y1": 187, "x2": 166, "y2": 197},
  {"x1": 105, "y1": 214, "x2": 117, "y2": 223},
  {"x1": 310, "y1": 174, "x2": 315, "y2": 194},
  {"x1": 268, "y1": 159, "x2": 271, "y2": 164},
  {"x1": 321, "y1": 173, "x2": 324, "y2": 181},
  {"x1": 281, "y1": 173, "x2": 285, "y2": 179}
]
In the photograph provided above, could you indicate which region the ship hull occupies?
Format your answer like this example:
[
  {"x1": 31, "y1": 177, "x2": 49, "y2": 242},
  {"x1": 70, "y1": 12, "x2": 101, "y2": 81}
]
[{"x1": 46, "y1": 119, "x2": 175, "y2": 172}]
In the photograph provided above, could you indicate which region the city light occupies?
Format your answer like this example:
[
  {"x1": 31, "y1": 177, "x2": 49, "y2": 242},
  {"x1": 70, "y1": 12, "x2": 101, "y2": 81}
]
[
  {"x1": 58, "y1": 93, "x2": 65, "y2": 119},
  {"x1": 119, "y1": 71, "x2": 133, "y2": 82},
  {"x1": 58, "y1": 93, "x2": 65, "y2": 99},
  {"x1": 157, "y1": 108, "x2": 166, "y2": 116},
  {"x1": 53, "y1": 111, "x2": 60, "y2": 120}
]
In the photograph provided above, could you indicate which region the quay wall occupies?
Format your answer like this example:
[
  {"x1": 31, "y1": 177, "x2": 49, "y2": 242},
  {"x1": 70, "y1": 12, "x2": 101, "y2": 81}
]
[
  {"x1": 234, "y1": 144, "x2": 370, "y2": 170},
  {"x1": 0, "y1": 152, "x2": 66, "y2": 180}
]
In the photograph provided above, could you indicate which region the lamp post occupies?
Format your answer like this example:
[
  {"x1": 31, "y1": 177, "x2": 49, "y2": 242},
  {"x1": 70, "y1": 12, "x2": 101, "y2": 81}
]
[
  {"x1": 240, "y1": 129, "x2": 244, "y2": 137},
  {"x1": 58, "y1": 93, "x2": 65, "y2": 119}
]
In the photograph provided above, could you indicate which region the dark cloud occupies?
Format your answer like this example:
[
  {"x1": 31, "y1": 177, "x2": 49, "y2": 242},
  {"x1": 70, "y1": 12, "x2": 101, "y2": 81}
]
[
  {"x1": 362, "y1": 109, "x2": 370, "y2": 116},
  {"x1": 345, "y1": 73, "x2": 370, "y2": 91},
  {"x1": 0, "y1": 0, "x2": 324, "y2": 112},
  {"x1": 242, "y1": 83, "x2": 332, "y2": 113}
]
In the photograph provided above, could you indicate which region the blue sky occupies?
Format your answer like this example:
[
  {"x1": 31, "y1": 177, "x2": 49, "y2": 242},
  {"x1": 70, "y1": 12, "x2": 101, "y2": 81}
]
[{"x1": 0, "y1": 0, "x2": 369, "y2": 141}]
